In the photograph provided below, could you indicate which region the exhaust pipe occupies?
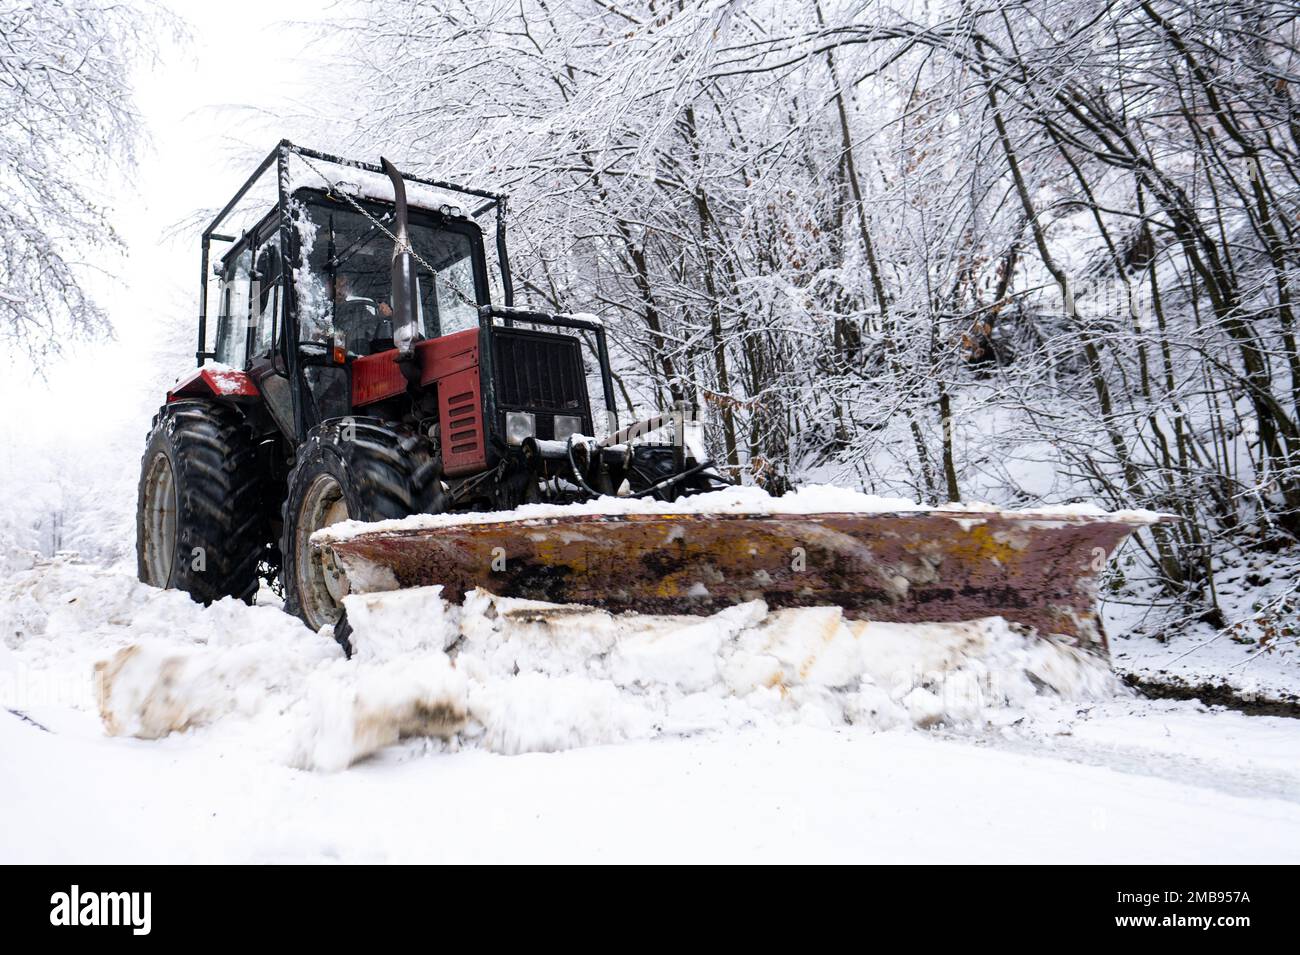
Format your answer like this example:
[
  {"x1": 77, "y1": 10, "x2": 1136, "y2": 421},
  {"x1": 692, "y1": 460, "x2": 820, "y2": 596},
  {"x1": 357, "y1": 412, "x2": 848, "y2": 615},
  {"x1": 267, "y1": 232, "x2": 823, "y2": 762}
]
[{"x1": 380, "y1": 157, "x2": 421, "y2": 383}]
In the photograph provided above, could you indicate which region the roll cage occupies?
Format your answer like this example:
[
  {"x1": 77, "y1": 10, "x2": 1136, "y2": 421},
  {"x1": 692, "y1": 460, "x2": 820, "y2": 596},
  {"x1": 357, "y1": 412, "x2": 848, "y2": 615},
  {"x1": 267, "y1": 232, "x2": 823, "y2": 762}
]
[
  {"x1": 198, "y1": 141, "x2": 514, "y2": 368},
  {"x1": 193, "y1": 141, "x2": 618, "y2": 445}
]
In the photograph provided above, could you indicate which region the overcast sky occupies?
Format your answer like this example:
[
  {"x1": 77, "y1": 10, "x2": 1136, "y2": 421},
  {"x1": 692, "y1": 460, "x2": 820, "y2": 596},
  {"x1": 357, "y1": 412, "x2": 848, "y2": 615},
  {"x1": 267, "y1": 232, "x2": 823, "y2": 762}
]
[{"x1": 0, "y1": 0, "x2": 339, "y2": 505}]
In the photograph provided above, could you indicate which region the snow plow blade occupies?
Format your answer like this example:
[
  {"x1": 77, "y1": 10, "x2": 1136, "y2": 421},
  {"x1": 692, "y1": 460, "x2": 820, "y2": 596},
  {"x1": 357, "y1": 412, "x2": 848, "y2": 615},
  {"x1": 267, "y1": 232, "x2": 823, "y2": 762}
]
[{"x1": 318, "y1": 508, "x2": 1165, "y2": 651}]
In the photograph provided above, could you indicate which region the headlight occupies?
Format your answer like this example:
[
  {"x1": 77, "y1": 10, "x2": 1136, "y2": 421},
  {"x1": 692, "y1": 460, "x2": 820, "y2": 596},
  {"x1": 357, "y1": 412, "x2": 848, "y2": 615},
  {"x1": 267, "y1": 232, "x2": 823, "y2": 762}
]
[
  {"x1": 553, "y1": 414, "x2": 583, "y2": 441},
  {"x1": 505, "y1": 411, "x2": 535, "y2": 446}
]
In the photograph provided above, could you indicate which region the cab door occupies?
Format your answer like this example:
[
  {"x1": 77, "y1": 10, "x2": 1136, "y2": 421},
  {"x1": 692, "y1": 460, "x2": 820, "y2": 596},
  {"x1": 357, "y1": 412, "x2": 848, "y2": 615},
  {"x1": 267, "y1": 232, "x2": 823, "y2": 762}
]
[{"x1": 245, "y1": 230, "x2": 296, "y2": 438}]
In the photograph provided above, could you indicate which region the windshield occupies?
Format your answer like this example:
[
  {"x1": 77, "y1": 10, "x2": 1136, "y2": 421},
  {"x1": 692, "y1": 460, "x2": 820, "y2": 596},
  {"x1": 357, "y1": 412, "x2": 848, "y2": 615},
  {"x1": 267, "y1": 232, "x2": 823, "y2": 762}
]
[{"x1": 292, "y1": 194, "x2": 481, "y2": 354}]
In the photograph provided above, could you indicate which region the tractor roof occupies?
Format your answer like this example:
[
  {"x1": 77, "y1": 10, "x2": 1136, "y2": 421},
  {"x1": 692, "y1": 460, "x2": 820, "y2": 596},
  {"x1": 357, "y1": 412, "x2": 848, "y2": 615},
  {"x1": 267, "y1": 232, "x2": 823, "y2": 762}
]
[{"x1": 203, "y1": 141, "x2": 504, "y2": 245}]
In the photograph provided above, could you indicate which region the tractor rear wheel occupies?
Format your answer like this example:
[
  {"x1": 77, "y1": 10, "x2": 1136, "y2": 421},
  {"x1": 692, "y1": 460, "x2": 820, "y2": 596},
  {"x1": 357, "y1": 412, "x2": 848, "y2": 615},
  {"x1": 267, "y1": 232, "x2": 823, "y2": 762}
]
[
  {"x1": 281, "y1": 418, "x2": 442, "y2": 633},
  {"x1": 136, "y1": 399, "x2": 266, "y2": 603}
]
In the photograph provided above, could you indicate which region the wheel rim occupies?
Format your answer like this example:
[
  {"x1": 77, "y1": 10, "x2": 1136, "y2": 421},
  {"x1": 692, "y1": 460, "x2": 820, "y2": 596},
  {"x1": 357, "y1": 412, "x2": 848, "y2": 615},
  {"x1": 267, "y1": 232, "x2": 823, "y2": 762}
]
[
  {"x1": 141, "y1": 451, "x2": 177, "y2": 586},
  {"x1": 296, "y1": 473, "x2": 351, "y2": 630}
]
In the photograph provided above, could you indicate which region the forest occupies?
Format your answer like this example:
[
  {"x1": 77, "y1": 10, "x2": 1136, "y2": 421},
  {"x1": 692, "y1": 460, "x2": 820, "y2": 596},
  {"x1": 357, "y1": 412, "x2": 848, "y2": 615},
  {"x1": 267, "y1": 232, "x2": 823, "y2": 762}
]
[{"x1": 336, "y1": 0, "x2": 1300, "y2": 632}]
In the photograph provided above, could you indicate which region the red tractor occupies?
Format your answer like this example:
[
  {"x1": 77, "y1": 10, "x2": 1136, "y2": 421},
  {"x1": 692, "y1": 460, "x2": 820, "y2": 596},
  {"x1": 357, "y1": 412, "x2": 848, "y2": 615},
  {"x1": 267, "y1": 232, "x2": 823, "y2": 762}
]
[{"x1": 137, "y1": 142, "x2": 723, "y2": 632}]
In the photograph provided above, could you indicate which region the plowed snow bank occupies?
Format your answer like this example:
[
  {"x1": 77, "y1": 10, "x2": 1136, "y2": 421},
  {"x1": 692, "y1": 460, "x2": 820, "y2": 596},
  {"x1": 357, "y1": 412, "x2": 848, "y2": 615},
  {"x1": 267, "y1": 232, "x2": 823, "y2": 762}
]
[{"x1": 3, "y1": 558, "x2": 1120, "y2": 771}]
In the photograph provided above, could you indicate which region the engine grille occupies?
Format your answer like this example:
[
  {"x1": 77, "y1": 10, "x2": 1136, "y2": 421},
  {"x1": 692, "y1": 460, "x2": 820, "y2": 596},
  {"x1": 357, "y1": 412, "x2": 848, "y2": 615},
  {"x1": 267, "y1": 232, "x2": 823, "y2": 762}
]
[{"x1": 492, "y1": 328, "x2": 589, "y2": 413}]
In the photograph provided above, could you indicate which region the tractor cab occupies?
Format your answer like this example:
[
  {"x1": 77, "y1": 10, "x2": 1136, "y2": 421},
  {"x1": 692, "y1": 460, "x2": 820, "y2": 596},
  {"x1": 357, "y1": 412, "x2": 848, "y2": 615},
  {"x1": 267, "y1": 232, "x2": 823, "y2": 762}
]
[
  {"x1": 190, "y1": 143, "x2": 620, "y2": 467},
  {"x1": 208, "y1": 178, "x2": 500, "y2": 440},
  {"x1": 213, "y1": 186, "x2": 489, "y2": 364}
]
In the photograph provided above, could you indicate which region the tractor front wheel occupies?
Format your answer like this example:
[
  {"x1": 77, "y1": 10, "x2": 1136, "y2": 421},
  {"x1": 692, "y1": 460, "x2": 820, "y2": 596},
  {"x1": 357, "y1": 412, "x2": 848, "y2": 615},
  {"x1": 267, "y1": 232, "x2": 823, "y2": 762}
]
[
  {"x1": 281, "y1": 418, "x2": 441, "y2": 634},
  {"x1": 136, "y1": 400, "x2": 266, "y2": 603}
]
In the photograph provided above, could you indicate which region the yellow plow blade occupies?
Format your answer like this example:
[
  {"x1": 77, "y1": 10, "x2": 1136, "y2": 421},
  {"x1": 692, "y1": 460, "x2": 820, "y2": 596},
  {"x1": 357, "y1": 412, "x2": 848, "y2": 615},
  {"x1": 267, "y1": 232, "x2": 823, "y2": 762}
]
[{"x1": 319, "y1": 509, "x2": 1164, "y2": 651}]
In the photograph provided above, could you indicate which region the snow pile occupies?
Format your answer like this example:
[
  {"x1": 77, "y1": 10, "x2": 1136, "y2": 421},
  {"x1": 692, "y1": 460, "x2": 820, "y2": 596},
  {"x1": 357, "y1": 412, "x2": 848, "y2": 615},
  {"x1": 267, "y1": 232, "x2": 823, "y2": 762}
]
[
  {"x1": 448, "y1": 591, "x2": 1119, "y2": 751},
  {"x1": 2, "y1": 558, "x2": 1121, "y2": 773},
  {"x1": 1, "y1": 557, "x2": 339, "y2": 728},
  {"x1": 341, "y1": 586, "x2": 454, "y2": 661},
  {"x1": 284, "y1": 154, "x2": 483, "y2": 220},
  {"x1": 293, "y1": 584, "x2": 1120, "y2": 766},
  {"x1": 97, "y1": 643, "x2": 261, "y2": 738},
  {"x1": 315, "y1": 483, "x2": 1166, "y2": 543},
  {"x1": 290, "y1": 656, "x2": 468, "y2": 772},
  {"x1": 272, "y1": 589, "x2": 472, "y2": 771}
]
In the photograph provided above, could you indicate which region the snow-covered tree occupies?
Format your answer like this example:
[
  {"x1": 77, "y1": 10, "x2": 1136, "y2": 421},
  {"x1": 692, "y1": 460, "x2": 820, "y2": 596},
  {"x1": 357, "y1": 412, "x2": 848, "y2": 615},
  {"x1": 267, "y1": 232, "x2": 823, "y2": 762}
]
[
  {"x1": 0, "y1": 0, "x2": 156, "y2": 361},
  {"x1": 338, "y1": 0, "x2": 1300, "y2": 627}
]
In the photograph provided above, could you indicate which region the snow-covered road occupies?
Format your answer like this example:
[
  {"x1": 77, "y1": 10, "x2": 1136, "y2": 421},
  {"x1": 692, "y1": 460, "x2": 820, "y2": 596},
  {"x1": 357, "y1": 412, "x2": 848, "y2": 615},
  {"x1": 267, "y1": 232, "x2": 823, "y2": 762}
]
[
  {"x1": 3, "y1": 557, "x2": 1298, "y2": 864},
  {"x1": 5, "y1": 704, "x2": 1298, "y2": 864}
]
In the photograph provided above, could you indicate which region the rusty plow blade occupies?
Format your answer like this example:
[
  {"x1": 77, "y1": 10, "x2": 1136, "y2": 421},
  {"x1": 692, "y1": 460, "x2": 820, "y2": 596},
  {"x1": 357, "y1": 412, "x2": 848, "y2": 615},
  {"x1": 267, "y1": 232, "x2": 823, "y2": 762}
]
[{"x1": 318, "y1": 509, "x2": 1167, "y2": 652}]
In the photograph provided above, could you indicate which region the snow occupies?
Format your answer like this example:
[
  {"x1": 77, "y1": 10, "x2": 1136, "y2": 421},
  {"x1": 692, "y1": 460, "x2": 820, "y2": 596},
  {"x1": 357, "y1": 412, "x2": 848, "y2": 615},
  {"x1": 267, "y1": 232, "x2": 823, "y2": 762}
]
[
  {"x1": 201, "y1": 363, "x2": 255, "y2": 396},
  {"x1": 3, "y1": 559, "x2": 1112, "y2": 768},
  {"x1": 290, "y1": 656, "x2": 468, "y2": 773},
  {"x1": 284, "y1": 151, "x2": 492, "y2": 220},
  {"x1": 4, "y1": 702, "x2": 1299, "y2": 863},
  {"x1": 4, "y1": 554, "x2": 1299, "y2": 862},
  {"x1": 1111, "y1": 616, "x2": 1300, "y2": 704},
  {"x1": 0, "y1": 1, "x2": 1295, "y2": 864},
  {"x1": 1103, "y1": 549, "x2": 1300, "y2": 704},
  {"x1": 315, "y1": 482, "x2": 1168, "y2": 543}
]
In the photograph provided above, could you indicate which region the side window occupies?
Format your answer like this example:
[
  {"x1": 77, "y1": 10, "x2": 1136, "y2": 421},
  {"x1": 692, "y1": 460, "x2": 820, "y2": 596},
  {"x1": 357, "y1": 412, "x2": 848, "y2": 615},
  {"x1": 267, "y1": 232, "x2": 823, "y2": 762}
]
[
  {"x1": 292, "y1": 203, "x2": 333, "y2": 344},
  {"x1": 432, "y1": 255, "x2": 479, "y2": 335},
  {"x1": 253, "y1": 237, "x2": 282, "y2": 357},
  {"x1": 215, "y1": 248, "x2": 253, "y2": 367}
]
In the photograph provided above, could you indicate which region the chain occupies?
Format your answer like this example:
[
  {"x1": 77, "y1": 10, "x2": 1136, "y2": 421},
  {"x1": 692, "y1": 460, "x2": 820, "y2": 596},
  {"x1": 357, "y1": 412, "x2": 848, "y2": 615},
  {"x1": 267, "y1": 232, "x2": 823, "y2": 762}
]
[
  {"x1": 294, "y1": 151, "x2": 481, "y2": 310},
  {"x1": 295, "y1": 151, "x2": 440, "y2": 276}
]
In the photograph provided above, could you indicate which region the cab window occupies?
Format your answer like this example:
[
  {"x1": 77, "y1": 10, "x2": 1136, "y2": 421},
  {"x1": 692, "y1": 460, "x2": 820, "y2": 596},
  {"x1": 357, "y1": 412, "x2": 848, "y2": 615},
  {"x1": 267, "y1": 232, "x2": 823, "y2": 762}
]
[
  {"x1": 215, "y1": 247, "x2": 252, "y2": 367},
  {"x1": 293, "y1": 195, "x2": 483, "y2": 355},
  {"x1": 252, "y1": 236, "x2": 282, "y2": 357}
]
